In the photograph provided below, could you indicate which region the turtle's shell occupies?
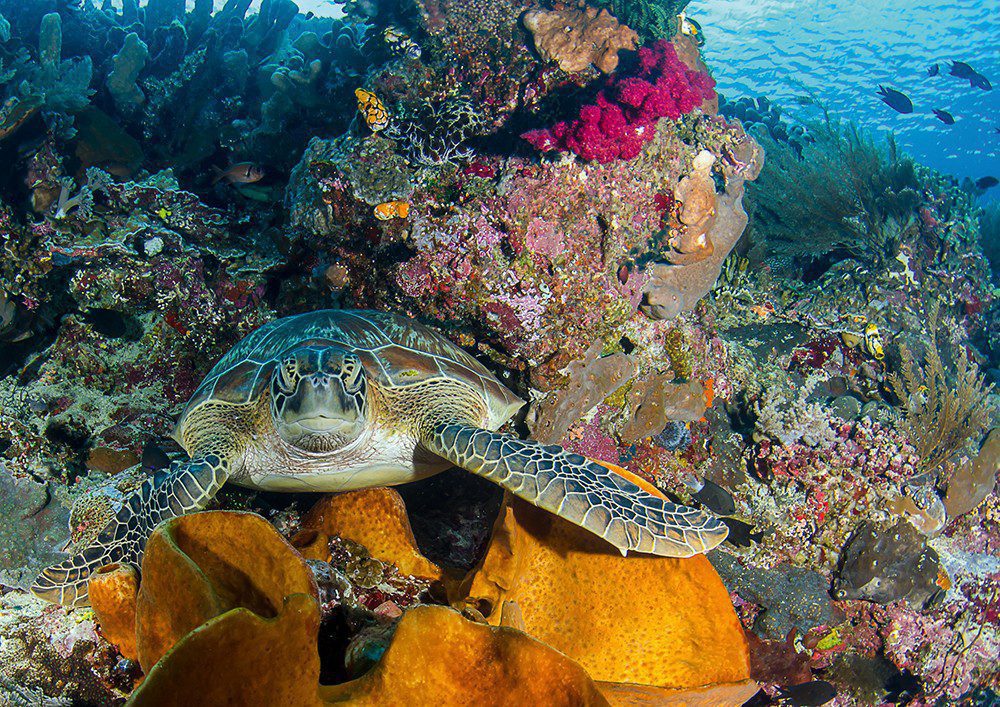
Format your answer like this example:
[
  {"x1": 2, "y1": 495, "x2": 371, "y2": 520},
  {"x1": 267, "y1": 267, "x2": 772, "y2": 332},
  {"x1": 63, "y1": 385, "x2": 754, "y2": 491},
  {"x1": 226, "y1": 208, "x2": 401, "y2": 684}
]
[{"x1": 174, "y1": 310, "x2": 523, "y2": 437}]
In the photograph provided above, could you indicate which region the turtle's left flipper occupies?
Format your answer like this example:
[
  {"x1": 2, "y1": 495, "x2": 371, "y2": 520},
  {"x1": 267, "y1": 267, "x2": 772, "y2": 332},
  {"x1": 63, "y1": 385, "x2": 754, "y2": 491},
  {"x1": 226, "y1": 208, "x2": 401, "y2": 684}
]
[
  {"x1": 423, "y1": 423, "x2": 728, "y2": 557},
  {"x1": 31, "y1": 454, "x2": 229, "y2": 607}
]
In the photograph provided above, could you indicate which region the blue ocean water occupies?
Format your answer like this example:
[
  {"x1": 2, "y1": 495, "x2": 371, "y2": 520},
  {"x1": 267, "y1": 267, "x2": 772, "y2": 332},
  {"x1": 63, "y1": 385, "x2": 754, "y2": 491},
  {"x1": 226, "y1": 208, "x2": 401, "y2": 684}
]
[{"x1": 687, "y1": 0, "x2": 999, "y2": 201}]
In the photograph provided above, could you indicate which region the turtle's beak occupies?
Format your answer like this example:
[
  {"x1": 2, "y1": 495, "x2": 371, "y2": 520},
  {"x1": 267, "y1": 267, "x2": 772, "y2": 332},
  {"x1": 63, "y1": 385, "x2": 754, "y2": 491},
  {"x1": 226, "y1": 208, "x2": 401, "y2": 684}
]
[{"x1": 274, "y1": 371, "x2": 367, "y2": 451}]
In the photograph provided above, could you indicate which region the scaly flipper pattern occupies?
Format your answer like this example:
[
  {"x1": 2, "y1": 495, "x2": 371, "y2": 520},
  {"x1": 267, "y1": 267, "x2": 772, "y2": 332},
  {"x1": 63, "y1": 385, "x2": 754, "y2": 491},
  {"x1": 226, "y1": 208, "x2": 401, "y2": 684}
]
[
  {"x1": 30, "y1": 455, "x2": 230, "y2": 607},
  {"x1": 424, "y1": 423, "x2": 728, "y2": 557}
]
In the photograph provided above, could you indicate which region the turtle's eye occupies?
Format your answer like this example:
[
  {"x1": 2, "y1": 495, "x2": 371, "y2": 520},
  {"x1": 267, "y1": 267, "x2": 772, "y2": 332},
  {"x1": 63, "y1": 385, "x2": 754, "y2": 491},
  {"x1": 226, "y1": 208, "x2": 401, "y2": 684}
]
[
  {"x1": 342, "y1": 355, "x2": 364, "y2": 394},
  {"x1": 277, "y1": 359, "x2": 297, "y2": 393}
]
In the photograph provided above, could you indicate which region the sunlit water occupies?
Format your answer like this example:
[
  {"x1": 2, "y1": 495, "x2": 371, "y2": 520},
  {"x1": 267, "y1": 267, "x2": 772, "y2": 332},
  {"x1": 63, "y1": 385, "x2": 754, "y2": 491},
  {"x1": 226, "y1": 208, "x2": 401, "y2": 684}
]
[{"x1": 688, "y1": 0, "x2": 999, "y2": 200}]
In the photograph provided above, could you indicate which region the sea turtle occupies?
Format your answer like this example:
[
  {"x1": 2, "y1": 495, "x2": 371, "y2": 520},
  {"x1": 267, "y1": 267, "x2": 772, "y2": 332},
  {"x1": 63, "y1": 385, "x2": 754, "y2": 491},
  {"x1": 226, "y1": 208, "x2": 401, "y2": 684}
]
[{"x1": 32, "y1": 310, "x2": 727, "y2": 606}]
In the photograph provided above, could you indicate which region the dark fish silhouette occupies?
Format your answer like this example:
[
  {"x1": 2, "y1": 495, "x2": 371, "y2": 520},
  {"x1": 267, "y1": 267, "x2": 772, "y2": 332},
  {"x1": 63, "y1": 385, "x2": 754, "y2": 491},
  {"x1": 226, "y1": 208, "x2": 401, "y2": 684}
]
[
  {"x1": 976, "y1": 176, "x2": 998, "y2": 190},
  {"x1": 949, "y1": 61, "x2": 978, "y2": 79},
  {"x1": 926, "y1": 63, "x2": 939, "y2": 77},
  {"x1": 969, "y1": 72, "x2": 992, "y2": 91},
  {"x1": 877, "y1": 86, "x2": 913, "y2": 113},
  {"x1": 776, "y1": 680, "x2": 837, "y2": 706},
  {"x1": 932, "y1": 109, "x2": 955, "y2": 124},
  {"x1": 683, "y1": 475, "x2": 736, "y2": 516},
  {"x1": 722, "y1": 517, "x2": 765, "y2": 547},
  {"x1": 141, "y1": 441, "x2": 173, "y2": 471}
]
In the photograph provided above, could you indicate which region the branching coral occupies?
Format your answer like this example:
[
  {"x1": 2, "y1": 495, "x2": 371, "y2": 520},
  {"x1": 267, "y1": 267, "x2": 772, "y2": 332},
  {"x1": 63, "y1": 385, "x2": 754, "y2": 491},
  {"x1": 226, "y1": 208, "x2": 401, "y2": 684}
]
[
  {"x1": 889, "y1": 308, "x2": 993, "y2": 474},
  {"x1": 522, "y1": 40, "x2": 715, "y2": 163},
  {"x1": 747, "y1": 117, "x2": 920, "y2": 270},
  {"x1": 754, "y1": 373, "x2": 837, "y2": 448}
]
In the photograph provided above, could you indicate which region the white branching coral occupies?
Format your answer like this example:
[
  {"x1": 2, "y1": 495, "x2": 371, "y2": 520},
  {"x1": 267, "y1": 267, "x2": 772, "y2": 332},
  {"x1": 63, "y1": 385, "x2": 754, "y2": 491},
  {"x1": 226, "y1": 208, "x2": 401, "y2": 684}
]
[{"x1": 754, "y1": 372, "x2": 838, "y2": 448}]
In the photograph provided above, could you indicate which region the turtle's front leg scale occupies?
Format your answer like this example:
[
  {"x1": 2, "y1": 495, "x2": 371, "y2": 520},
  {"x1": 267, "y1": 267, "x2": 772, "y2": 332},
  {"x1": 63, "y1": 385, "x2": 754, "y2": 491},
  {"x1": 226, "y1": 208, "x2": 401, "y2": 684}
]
[
  {"x1": 31, "y1": 454, "x2": 230, "y2": 607},
  {"x1": 424, "y1": 423, "x2": 728, "y2": 558}
]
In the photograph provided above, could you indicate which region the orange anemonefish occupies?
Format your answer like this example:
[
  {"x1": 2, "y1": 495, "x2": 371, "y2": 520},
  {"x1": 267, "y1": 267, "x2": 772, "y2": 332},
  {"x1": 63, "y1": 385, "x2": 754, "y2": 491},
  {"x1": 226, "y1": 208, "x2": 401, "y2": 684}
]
[
  {"x1": 355, "y1": 88, "x2": 389, "y2": 132},
  {"x1": 374, "y1": 200, "x2": 410, "y2": 220}
]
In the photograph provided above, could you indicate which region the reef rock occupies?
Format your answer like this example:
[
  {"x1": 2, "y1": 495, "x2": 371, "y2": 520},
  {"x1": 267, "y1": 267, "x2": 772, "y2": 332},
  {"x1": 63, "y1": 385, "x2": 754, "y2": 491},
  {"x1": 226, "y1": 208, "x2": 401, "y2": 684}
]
[
  {"x1": 523, "y1": 5, "x2": 638, "y2": 74},
  {"x1": 833, "y1": 520, "x2": 944, "y2": 608},
  {"x1": 0, "y1": 462, "x2": 72, "y2": 591}
]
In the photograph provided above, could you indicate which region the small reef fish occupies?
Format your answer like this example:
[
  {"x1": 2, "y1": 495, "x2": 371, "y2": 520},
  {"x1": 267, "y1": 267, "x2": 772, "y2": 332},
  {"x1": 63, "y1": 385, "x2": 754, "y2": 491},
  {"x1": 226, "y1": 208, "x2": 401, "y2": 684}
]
[
  {"x1": 932, "y1": 109, "x2": 955, "y2": 124},
  {"x1": 383, "y1": 26, "x2": 422, "y2": 59},
  {"x1": 876, "y1": 86, "x2": 913, "y2": 114},
  {"x1": 212, "y1": 162, "x2": 265, "y2": 185},
  {"x1": 677, "y1": 12, "x2": 705, "y2": 46},
  {"x1": 969, "y1": 72, "x2": 992, "y2": 91},
  {"x1": 722, "y1": 517, "x2": 764, "y2": 547},
  {"x1": 156, "y1": 207, "x2": 172, "y2": 220},
  {"x1": 355, "y1": 88, "x2": 389, "y2": 132},
  {"x1": 682, "y1": 473, "x2": 735, "y2": 516},
  {"x1": 141, "y1": 441, "x2": 173, "y2": 472},
  {"x1": 864, "y1": 322, "x2": 885, "y2": 360},
  {"x1": 926, "y1": 63, "x2": 939, "y2": 77},
  {"x1": 975, "y1": 176, "x2": 998, "y2": 190},
  {"x1": 776, "y1": 680, "x2": 837, "y2": 706},
  {"x1": 949, "y1": 61, "x2": 992, "y2": 90},
  {"x1": 948, "y1": 60, "x2": 978, "y2": 80},
  {"x1": 374, "y1": 200, "x2": 410, "y2": 220}
]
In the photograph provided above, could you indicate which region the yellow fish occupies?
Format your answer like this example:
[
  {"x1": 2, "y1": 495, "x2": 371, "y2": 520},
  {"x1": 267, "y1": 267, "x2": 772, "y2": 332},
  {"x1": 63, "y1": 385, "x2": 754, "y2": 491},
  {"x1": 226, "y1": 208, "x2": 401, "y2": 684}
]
[
  {"x1": 677, "y1": 12, "x2": 705, "y2": 46},
  {"x1": 156, "y1": 207, "x2": 171, "y2": 220},
  {"x1": 864, "y1": 323, "x2": 885, "y2": 361},
  {"x1": 355, "y1": 88, "x2": 389, "y2": 132},
  {"x1": 383, "y1": 26, "x2": 422, "y2": 59},
  {"x1": 374, "y1": 200, "x2": 410, "y2": 220}
]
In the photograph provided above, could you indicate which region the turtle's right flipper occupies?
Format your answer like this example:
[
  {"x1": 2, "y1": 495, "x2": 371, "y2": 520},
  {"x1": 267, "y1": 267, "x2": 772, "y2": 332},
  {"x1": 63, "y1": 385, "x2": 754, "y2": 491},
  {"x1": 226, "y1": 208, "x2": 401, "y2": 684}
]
[{"x1": 31, "y1": 455, "x2": 229, "y2": 607}]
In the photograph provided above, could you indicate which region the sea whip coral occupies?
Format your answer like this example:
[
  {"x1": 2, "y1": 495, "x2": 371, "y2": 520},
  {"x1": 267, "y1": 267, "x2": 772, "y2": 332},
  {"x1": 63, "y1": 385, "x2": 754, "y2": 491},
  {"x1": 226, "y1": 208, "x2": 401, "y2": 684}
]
[{"x1": 522, "y1": 40, "x2": 716, "y2": 163}]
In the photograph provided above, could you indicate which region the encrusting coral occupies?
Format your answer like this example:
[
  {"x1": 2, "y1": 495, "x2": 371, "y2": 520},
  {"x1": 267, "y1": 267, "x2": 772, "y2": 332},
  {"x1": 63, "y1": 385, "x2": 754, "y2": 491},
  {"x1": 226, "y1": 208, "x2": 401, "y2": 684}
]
[
  {"x1": 292, "y1": 488, "x2": 445, "y2": 582},
  {"x1": 943, "y1": 428, "x2": 999, "y2": 518},
  {"x1": 523, "y1": 4, "x2": 638, "y2": 75},
  {"x1": 321, "y1": 605, "x2": 609, "y2": 706},
  {"x1": 128, "y1": 511, "x2": 315, "y2": 671},
  {"x1": 668, "y1": 149, "x2": 718, "y2": 265},
  {"x1": 527, "y1": 340, "x2": 638, "y2": 444}
]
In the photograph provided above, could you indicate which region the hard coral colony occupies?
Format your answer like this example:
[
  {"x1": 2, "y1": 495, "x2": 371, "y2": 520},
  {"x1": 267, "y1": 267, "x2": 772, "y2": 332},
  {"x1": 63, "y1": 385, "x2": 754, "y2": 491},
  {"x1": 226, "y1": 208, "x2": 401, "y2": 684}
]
[{"x1": 0, "y1": 0, "x2": 997, "y2": 706}]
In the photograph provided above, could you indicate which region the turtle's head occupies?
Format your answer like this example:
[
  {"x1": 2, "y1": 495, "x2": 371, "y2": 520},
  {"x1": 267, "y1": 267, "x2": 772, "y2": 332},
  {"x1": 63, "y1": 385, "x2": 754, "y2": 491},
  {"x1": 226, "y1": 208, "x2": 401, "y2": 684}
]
[{"x1": 270, "y1": 346, "x2": 368, "y2": 452}]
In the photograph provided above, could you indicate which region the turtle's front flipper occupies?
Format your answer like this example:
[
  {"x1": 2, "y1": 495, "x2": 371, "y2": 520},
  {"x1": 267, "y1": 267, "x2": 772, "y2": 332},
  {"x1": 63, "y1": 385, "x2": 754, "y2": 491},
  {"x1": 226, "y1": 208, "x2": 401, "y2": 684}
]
[
  {"x1": 423, "y1": 423, "x2": 728, "y2": 558},
  {"x1": 31, "y1": 454, "x2": 230, "y2": 607}
]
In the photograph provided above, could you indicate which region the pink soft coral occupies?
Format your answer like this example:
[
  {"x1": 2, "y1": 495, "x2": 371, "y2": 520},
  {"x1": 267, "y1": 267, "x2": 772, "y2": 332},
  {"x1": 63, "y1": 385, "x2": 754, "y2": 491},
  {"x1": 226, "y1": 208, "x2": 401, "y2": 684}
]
[{"x1": 523, "y1": 40, "x2": 715, "y2": 163}]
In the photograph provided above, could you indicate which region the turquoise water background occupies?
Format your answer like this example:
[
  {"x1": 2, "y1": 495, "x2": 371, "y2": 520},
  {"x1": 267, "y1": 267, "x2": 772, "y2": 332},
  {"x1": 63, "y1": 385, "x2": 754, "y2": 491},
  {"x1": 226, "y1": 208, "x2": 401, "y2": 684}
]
[{"x1": 687, "y1": 0, "x2": 999, "y2": 200}]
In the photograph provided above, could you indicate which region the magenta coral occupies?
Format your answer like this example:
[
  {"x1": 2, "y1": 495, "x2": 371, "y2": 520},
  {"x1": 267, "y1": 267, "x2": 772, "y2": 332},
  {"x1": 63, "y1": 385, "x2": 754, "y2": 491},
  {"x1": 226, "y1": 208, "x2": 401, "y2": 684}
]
[{"x1": 522, "y1": 40, "x2": 716, "y2": 163}]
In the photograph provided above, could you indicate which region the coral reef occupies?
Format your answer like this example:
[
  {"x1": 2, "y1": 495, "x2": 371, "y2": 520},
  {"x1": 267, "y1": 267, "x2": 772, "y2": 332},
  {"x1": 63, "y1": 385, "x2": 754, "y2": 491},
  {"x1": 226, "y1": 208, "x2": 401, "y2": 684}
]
[{"x1": 0, "y1": 0, "x2": 996, "y2": 703}]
